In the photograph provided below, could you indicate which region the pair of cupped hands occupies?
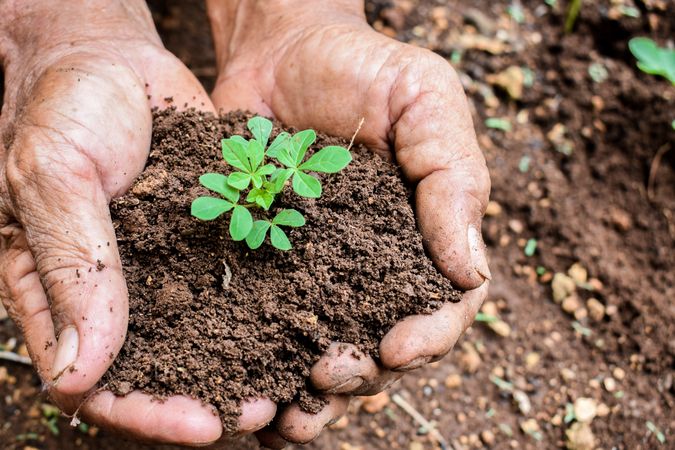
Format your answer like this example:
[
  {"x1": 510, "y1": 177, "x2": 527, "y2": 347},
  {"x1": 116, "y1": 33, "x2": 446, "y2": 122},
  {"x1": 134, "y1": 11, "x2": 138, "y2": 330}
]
[{"x1": 0, "y1": 0, "x2": 490, "y2": 447}]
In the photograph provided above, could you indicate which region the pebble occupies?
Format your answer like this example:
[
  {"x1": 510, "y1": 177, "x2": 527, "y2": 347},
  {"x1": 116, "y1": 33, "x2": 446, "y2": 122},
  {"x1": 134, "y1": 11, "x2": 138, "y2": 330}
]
[
  {"x1": 596, "y1": 403, "x2": 610, "y2": 417},
  {"x1": 520, "y1": 418, "x2": 540, "y2": 435},
  {"x1": 330, "y1": 416, "x2": 350, "y2": 430},
  {"x1": 17, "y1": 344, "x2": 29, "y2": 358},
  {"x1": 603, "y1": 377, "x2": 616, "y2": 392},
  {"x1": 525, "y1": 352, "x2": 540, "y2": 369},
  {"x1": 562, "y1": 295, "x2": 582, "y2": 314},
  {"x1": 573, "y1": 307, "x2": 588, "y2": 321},
  {"x1": 457, "y1": 412, "x2": 467, "y2": 423},
  {"x1": 508, "y1": 219, "x2": 524, "y2": 234},
  {"x1": 481, "y1": 429, "x2": 496, "y2": 446},
  {"x1": 567, "y1": 263, "x2": 588, "y2": 284},
  {"x1": 445, "y1": 373, "x2": 463, "y2": 389},
  {"x1": 409, "y1": 442, "x2": 424, "y2": 450},
  {"x1": 460, "y1": 343, "x2": 482, "y2": 373},
  {"x1": 612, "y1": 367, "x2": 626, "y2": 380},
  {"x1": 552, "y1": 273, "x2": 576, "y2": 303},
  {"x1": 340, "y1": 443, "x2": 363, "y2": 450},
  {"x1": 573, "y1": 397, "x2": 597, "y2": 423},
  {"x1": 0, "y1": 303, "x2": 7, "y2": 320},
  {"x1": 588, "y1": 379, "x2": 601, "y2": 390},
  {"x1": 489, "y1": 320, "x2": 512, "y2": 337},
  {"x1": 486, "y1": 66, "x2": 526, "y2": 100},
  {"x1": 482, "y1": 301, "x2": 499, "y2": 316},
  {"x1": 360, "y1": 391, "x2": 390, "y2": 414},
  {"x1": 587, "y1": 298, "x2": 605, "y2": 321},
  {"x1": 565, "y1": 422, "x2": 595, "y2": 450},
  {"x1": 513, "y1": 390, "x2": 532, "y2": 415},
  {"x1": 486, "y1": 201, "x2": 503, "y2": 216}
]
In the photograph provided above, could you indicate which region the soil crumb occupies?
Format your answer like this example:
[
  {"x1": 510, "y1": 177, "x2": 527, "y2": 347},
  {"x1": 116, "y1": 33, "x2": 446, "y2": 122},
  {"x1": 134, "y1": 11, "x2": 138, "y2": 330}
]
[{"x1": 102, "y1": 109, "x2": 459, "y2": 433}]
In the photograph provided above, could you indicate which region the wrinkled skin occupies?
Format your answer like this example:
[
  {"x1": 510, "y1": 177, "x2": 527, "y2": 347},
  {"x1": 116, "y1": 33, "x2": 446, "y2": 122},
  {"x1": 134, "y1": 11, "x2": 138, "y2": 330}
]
[{"x1": 0, "y1": 0, "x2": 489, "y2": 447}]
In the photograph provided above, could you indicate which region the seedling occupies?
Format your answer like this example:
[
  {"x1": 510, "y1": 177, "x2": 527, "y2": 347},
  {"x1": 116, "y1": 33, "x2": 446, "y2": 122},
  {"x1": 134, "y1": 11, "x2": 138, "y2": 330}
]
[
  {"x1": 628, "y1": 37, "x2": 675, "y2": 85},
  {"x1": 191, "y1": 116, "x2": 352, "y2": 250},
  {"x1": 564, "y1": 0, "x2": 582, "y2": 33}
]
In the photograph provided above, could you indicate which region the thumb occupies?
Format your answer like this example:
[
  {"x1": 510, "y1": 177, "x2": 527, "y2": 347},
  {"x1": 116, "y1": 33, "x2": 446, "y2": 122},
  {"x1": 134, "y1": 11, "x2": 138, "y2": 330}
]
[{"x1": 5, "y1": 131, "x2": 128, "y2": 396}]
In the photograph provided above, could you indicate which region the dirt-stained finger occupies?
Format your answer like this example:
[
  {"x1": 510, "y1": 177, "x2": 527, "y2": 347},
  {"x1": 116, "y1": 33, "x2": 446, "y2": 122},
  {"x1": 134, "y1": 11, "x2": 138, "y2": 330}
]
[
  {"x1": 275, "y1": 395, "x2": 350, "y2": 444},
  {"x1": 379, "y1": 283, "x2": 489, "y2": 370}
]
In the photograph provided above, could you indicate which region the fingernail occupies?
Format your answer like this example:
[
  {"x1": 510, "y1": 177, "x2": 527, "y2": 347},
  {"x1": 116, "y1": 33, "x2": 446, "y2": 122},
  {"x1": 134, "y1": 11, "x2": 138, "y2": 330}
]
[
  {"x1": 327, "y1": 376, "x2": 364, "y2": 394},
  {"x1": 53, "y1": 326, "x2": 79, "y2": 378},
  {"x1": 468, "y1": 225, "x2": 491, "y2": 281},
  {"x1": 394, "y1": 355, "x2": 432, "y2": 372}
]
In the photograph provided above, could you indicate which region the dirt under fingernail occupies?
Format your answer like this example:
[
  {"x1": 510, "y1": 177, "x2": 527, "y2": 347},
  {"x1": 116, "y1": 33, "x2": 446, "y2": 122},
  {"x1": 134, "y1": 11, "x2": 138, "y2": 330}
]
[{"x1": 101, "y1": 109, "x2": 459, "y2": 434}]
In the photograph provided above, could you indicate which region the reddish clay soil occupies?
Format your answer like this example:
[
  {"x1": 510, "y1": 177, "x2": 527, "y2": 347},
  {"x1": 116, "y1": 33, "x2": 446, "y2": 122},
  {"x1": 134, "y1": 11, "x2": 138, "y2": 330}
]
[{"x1": 1, "y1": 0, "x2": 672, "y2": 449}]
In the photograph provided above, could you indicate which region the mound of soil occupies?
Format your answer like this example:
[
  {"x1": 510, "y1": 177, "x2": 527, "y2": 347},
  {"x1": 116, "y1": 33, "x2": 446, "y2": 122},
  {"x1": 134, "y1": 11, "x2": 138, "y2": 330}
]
[{"x1": 100, "y1": 109, "x2": 458, "y2": 432}]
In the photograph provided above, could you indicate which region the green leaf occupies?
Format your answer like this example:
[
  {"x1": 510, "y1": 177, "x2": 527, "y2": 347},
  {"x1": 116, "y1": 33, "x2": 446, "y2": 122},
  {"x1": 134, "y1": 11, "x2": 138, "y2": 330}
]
[
  {"x1": 270, "y1": 168, "x2": 294, "y2": 192},
  {"x1": 229, "y1": 205, "x2": 253, "y2": 241},
  {"x1": 245, "y1": 220, "x2": 271, "y2": 249},
  {"x1": 299, "y1": 146, "x2": 352, "y2": 173},
  {"x1": 191, "y1": 197, "x2": 234, "y2": 220},
  {"x1": 251, "y1": 173, "x2": 263, "y2": 189},
  {"x1": 267, "y1": 132, "x2": 290, "y2": 157},
  {"x1": 257, "y1": 163, "x2": 276, "y2": 176},
  {"x1": 291, "y1": 129, "x2": 317, "y2": 165},
  {"x1": 273, "y1": 209, "x2": 306, "y2": 227},
  {"x1": 274, "y1": 146, "x2": 297, "y2": 168},
  {"x1": 227, "y1": 172, "x2": 252, "y2": 190},
  {"x1": 293, "y1": 171, "x2": 322, "y2": 198},
  {"x1": 629, "y1": 37, "x2": 675, "y2": 84},
  {"x1": 270, "y1": 225, "x2": 291, "y2": 250},
  {"x1": 485, "y1": 117, "x2": 512, "y2": 132},
  {"x1": 247, "y1": 188, "x2": 275, "y2": 210},
  {"x1": 199, "y1": 173, "x2": 240, "y2": 202},
  {"x1": 222, "y1": 138, "x2": 251, "y2": 172},
  {"x1": 247, "y1": 116, "x2": 273, "y2": 148},
  {"x1": 247, "y1": 139, "x2": 265, "y2": 172}
]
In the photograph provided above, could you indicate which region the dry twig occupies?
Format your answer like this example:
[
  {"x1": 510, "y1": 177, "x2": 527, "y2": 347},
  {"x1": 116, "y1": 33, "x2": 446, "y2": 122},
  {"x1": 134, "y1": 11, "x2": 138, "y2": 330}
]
[
  {"x1": 391, "y1": 393, "x2": 452, "y2": 450},
  {"x1": 0, "y1": 350, "x2": 32, "y2": 365},
  {"x1": 348, "y1": 117, "x2": 365, "y2": 151}
]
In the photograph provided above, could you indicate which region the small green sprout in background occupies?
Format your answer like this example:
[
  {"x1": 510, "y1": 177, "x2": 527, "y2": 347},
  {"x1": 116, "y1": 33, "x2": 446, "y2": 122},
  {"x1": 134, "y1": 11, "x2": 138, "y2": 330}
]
[
  {"x1": 518, "y1": 155, "x2": 531, "y2": 173},
  {"x1": 192, "y1": 116, "x2": 352, "y2": 250},
  {"x1": 475, "y1": 312, "x2": 499, "y2": 323},
  {"x1": 507, "y1": 2, "x2": 525, "y2": 24},
  {"x1": 646, "y1": 421, "x2": 666, "y2": 444},
  {"x1": 524, "y1": 238, "x2": 537, "y2": 256},
  {"x1": 628, "y1": 37, "x2": 675, "y2": 85},
  {"x1": 564, "y1": 402, "x2": 576, "y2": 423},
  {"x1": 485, "y1": 117, "x2": 513, "y2": 132},
  {"x1": 588, "y1": 62, "x2": 609, "y2": 83},
  {"x1": 564, "y1": 0, "x2": 582, "y2": 33}
]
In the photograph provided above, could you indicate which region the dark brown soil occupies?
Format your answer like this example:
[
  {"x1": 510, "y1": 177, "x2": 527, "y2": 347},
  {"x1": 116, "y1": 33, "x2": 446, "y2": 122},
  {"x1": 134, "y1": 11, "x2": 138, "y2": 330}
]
[
  {"x1": 100, "y1": 109, "x2": 457, "y2": 433},
  {"x1": 1, "y1": 1, "x2": 673, "y2": 449}
]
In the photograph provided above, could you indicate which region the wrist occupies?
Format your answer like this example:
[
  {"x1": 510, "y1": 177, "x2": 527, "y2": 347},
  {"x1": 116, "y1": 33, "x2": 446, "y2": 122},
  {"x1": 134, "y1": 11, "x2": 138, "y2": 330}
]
[{"x1": 206, "y1": 0, "x2": 366, "y2": 73}]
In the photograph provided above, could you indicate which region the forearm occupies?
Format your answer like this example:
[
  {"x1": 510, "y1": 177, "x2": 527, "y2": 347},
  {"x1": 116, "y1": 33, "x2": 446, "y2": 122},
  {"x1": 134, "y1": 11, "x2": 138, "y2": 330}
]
[
  {"x1": 0, "y1": 0, "x2": 159, "y2": 70},
  {"x1": 205, "y1": 0, "x2": 366, "y2": 73}
]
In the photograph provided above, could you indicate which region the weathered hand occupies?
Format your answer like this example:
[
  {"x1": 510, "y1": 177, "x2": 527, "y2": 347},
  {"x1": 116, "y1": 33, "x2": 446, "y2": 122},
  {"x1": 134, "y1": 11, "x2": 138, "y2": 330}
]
[
  {"x1": 0, "y1": 0, "x2": 274, "y2": 444},
  {"x1": 206, "y1": 0, "x2": 490, "y2": 445}
]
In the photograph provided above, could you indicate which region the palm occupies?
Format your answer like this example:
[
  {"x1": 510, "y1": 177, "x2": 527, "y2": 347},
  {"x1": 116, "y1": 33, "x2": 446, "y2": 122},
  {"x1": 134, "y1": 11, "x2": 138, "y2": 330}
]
[
  {"x1": 211, "y1": 13, "x2": 490, "y2": 447},
  {"x1": 0, "y1": 44, "x2": 239, "y2": 442}
]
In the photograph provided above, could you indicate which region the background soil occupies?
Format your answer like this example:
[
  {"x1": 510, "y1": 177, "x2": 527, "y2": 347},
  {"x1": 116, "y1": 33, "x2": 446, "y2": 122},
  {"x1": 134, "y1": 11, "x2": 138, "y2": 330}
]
[{"x1": 1, "y1": 0, "x2": 673, "y2": 449}]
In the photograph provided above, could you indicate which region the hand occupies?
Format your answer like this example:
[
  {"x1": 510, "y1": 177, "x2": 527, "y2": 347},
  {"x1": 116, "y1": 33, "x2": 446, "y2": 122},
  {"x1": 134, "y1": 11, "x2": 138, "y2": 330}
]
[
  {"x1": 0, "y1": 0, "x2": 275, "y2": 444},
  {"x1": 206, "y1": 0, "x2": 490, "y2": 446}
]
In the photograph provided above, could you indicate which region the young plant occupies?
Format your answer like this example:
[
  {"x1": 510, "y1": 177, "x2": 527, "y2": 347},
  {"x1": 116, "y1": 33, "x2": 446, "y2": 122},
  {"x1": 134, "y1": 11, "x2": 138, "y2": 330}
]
[
  {"x1": 628, "y1": 37, "x2": 675, "y2": 85},
  {"x1": 191, "y1": 116, "x2": 352, "y2": 250}
]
